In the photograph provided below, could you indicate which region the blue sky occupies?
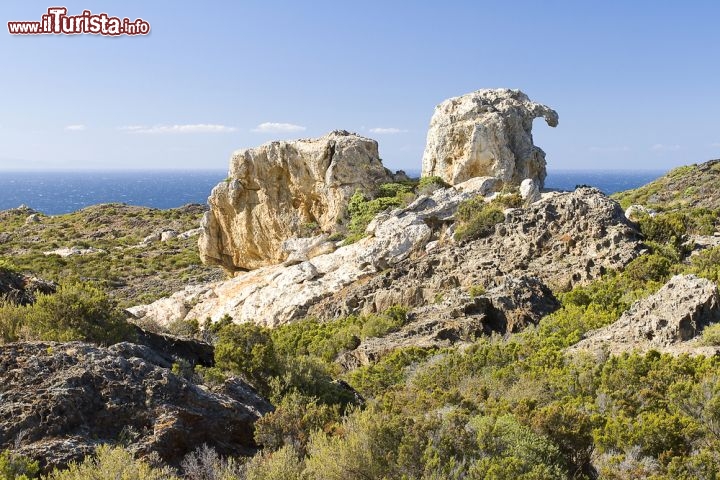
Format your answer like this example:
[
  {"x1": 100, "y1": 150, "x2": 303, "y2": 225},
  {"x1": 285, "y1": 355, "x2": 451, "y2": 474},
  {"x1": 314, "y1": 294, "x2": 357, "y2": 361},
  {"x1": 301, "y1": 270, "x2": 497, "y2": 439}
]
[{"x1": 0, "y1": 1, "x2": 718, "y2": 172}]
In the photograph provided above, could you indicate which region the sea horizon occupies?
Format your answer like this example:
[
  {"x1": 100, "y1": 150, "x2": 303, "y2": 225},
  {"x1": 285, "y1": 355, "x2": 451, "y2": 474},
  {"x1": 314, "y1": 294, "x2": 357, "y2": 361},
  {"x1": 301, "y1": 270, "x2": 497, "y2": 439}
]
[{"x1": 0, "y1": 168, "x2": 666, "y2": 215}]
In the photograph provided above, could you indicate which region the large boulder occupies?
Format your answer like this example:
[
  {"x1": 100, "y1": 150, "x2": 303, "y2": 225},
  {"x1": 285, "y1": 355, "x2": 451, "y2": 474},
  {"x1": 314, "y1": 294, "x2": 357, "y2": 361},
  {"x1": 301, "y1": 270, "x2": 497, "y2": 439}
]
[
  {"x1": 421, "y1": 88, "x2": 558, "y2": 187},
  {"x1": 0, "y1": 341, "x2": 272, "y2": 471},
  {"x1": 569, "y1": 275, "x2": 720, "y2": 356},
  {"x1": 199, "y1": 130, "x2": 395, "y2": 273}
]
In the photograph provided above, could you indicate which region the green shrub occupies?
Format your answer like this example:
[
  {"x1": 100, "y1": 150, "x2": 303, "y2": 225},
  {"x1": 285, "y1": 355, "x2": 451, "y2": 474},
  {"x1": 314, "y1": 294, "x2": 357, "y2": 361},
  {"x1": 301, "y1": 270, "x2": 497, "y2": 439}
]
[
  {"x1": 254, "y1": 391, "x2": 341, "y2": 454},
  {"x1": 245, "y1": 445, "x2": 305, "y2": 480},
  {"x1": 0, "y1": 449, "x2": 39, "y2": 480},
  {"x1": 700, "y1": 323, "x2": 720, "y2": 346},
  {"x1": 344, "y1": 184, "x2": 416, "y2": 244},
  {"x1": 416, "y1": 176, "x2": 448, "y2": 195},
  {"x1": 690, "y1": 246, "x2": 720, "y2": 282},
  {"x1": 46, "y1": 445, "x2": 177, "y2": 480},
  {"x1": 454, "y1": 202, "x2": 505, "y2": 242},
  {"x1": 215, "y1": 322, "x2": 279, "y2": 395},
  {"x1": 637, "y1": 212, "x2": 689, "y2": 254},
  {"x1": 0, "y1": 282, "x2": 132, "y2": 345},
  {"x1": 622, "y1": 253, "x2": 673, "y2": 284},
  {"x1": 468, "y1": 285, "x2": 486, "y2": 299}
]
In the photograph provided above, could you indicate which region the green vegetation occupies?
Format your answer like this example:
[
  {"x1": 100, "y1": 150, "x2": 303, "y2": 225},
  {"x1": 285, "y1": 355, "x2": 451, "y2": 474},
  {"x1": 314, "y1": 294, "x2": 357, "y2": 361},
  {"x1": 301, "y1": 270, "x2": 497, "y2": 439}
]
[
  {"x1": 0, "y1": 450, "x2": 39, "y2": 480},
  {"x1": 345, "y1": 183, "x2": 416, "y2": 244},
  {"x1": 0, "y1": 281, "x2": 133, "y2": 345},
  {"x1": 45, "y1": 446, "x2": 177, "y2": 480},
  {"x1": 416, "y1": 176, "x2": 449, "y2": 194},
  {"x1": 612, "y1": 160, "x2": 720, "y2": 212},
  {"x1": 0, "y1": 204, "x2": 219, "y2": 307},
  {"x1": 454, "y1": 196, "x2": 506, "y2": 241},
  {"x1": 5, "y1": 166, "x2": 720, "y2": 478}
]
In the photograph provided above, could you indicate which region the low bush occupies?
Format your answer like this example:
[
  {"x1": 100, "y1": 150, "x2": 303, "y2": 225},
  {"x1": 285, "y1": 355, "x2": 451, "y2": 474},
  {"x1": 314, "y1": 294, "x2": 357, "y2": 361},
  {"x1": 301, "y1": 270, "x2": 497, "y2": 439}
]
[
  {"x1": 45, "y1": 445, "x2": 177, "y2": 480},
  {"x1": 0, "y1": 449, "x2": 39, "y2": 480},
  {"x1": 0, "y1": 281, "x2": 132, "y2": 345}
]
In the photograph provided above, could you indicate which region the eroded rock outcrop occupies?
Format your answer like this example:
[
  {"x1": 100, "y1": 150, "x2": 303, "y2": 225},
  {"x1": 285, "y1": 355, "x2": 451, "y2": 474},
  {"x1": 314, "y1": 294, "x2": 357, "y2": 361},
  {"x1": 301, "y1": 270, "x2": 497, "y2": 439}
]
[
  {"x1": 131, "y1": 187, "x2": 640, "y2": 331},
  {"x1": 569, "y1": 275, "x2": 720, "y2": 356},
  {"x1": 129, "y1": 178, "x2": 501, "y2": 327},
  {"x1": 338, "y1": 276, "x2": 560, "y2": 369},
  {"x1": 309, "y1": 187, "x2": 641, "y2": 322},
  {"x1": 0, "y1": 341, "x2": 272, "y2": 470},
  {"x1": 421, "y1": 88, "x2": 558, "y2": 187},
  {"x1": 199, "y1": 130, "x2": 395, "y2": 273}
]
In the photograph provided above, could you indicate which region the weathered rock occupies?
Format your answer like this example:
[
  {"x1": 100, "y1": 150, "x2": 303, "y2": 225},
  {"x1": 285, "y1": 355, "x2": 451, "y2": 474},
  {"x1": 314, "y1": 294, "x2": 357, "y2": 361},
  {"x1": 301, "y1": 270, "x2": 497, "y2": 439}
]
[
  {"x1": 338, "y1": 276, "x2": 559, "y2": 369},
  {"x1": 43, "y1": 246, "x2": 105, "y2": 257},
  {"x1": 130, "y1": 179, "x2": 498, "y2": 327},
  {"x1": 309, "y1": 187, "x2": 642, "y2": 321},
  {"x1": 421, "y1": 88, "x2": 558, "y2": 187},
  {"x1": 0, "y1": 341, "x2": 272, "y2": 471},
  {"x1": 131, "y1": 325, "x2": 214, "y2": 368},
  {"x1": 624, "y1": 204, "x2": 655, "y2": 221},
  {"x1": 520, "y1": 178, "x2": 541, "y2": 203},
  {"x1": 199, "y1": 130, "x2": 395, "y2": 273},
  {"x1": 133, "y1": 187, "x2": 640, "y2": 330},
  {"x1": 178, "y1": 227, "x2": 203, "y2": 240},
  {"x1": 569, "y1": 275, "x2": 720, "y2": 356},
  {"x1": 0, "y1": 269, "x2": 55, "y2": 306},
  {"x1": 25, "y1": 213, "x2": 41, "y2": 224},
  {"x1": 160, "y1": 229, "x2": 178, "y2": 242}
]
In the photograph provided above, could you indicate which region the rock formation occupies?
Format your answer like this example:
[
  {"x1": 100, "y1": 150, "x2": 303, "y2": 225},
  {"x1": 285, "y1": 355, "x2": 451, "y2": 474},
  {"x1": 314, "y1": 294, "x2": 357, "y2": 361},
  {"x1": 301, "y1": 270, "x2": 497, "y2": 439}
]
[
  {"x1": 0, "y1": 341, "x2": 272, "y2": 470},
  {"x1": 569, "y1": 275, "x2": 720, "y2": 356},
  {"x1": 421, "y1": 88, "x2": 558, "y2": 187},
  {"x1": 199, "y1": 130, "x2": 395, "y2": 273},
  {"x1": 338, "y1": 276, "x2": 560, "y2": 369},
  {"x1": 130, "y1": 187, "x2": 641, "y2": 330}
]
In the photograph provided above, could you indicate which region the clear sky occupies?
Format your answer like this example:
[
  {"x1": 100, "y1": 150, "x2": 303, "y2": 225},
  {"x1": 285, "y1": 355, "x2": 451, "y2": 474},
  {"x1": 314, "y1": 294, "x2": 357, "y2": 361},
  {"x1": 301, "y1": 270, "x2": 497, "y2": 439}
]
[{"x1": 0, "y1": 1, "x2": 718, "y2": 172}]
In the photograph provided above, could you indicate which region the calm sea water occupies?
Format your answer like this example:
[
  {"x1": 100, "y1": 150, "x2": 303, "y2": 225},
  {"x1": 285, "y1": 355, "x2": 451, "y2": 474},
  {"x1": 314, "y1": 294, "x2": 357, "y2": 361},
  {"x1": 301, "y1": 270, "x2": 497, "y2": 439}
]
[{"x1": 0, "y1": 169, "x2": 665, "y2": 216}]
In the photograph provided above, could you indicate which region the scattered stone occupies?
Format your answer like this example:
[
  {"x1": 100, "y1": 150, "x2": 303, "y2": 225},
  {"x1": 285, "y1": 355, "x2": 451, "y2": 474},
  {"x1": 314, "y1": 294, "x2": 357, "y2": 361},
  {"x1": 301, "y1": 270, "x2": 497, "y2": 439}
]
[
  {"x1": 160, "y1": 229, "x2": 178, "y2": 242},
  {"x1": 520, "y1": 178, "x2": 541, "y2": 203},
  {"x1": 421, "y1": 88, "x2": 558, "y2": 187},
  {"x1": 624, "y1": 204, "x2": 656, "y2": 221},
  {"x1": 177, "y1": 227, "x2": 203, "y2": 240},
  {"x1": 43, "y1": 246, "x2": 105, "y2": 257},
  {"x1": 25, "y1": 213, "x2": 41, "y2": 224}
]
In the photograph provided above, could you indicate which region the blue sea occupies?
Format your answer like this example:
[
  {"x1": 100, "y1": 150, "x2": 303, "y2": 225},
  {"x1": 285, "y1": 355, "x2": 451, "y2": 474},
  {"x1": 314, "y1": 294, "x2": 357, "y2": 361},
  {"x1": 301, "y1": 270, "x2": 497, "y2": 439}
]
[{"x1": 0, "y1": 169, "x2": 665, "y2": 216}]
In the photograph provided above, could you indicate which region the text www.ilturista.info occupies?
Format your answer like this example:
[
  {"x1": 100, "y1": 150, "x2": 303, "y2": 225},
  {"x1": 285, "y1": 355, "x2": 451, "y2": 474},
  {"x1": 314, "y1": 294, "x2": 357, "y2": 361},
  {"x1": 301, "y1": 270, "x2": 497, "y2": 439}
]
[{"x1": 8, "y1": 7, "x2": 150, "y2": 36}]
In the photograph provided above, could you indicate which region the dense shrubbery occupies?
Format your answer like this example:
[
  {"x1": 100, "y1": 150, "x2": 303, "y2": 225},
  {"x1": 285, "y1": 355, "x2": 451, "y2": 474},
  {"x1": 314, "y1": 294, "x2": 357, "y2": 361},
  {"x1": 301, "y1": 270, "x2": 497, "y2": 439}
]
[{"x1": 0, "y1": 281, "x2": 133, "y2": 344}]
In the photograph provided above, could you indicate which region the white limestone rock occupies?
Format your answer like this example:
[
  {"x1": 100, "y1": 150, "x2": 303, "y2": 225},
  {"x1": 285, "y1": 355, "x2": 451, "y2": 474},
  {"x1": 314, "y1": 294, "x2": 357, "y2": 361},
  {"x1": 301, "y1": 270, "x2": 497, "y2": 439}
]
[{"x1": 421, "y1": 88, "x2": 558, "y2": 187}]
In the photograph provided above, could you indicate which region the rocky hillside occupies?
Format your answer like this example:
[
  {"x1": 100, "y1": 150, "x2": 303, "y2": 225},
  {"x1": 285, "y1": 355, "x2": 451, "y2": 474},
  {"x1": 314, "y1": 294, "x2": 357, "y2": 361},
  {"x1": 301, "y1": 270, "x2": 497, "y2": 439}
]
[
  {"x1": 0, "y1": 203, "x2": 221, "y2": 307},
  {"x1": 5, "y1": 88, "x2": 720, "y2": 478},
  {"x1": 613, "y1": 159, "x2": 720, "y2": 210}
]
